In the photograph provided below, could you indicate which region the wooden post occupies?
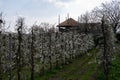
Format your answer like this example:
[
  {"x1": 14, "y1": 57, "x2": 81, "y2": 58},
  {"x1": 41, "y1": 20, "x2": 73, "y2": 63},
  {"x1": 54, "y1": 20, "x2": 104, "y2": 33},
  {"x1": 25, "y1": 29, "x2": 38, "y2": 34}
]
[{"x1": 58, "y1": 15, "x2": 60, "y2": 32}]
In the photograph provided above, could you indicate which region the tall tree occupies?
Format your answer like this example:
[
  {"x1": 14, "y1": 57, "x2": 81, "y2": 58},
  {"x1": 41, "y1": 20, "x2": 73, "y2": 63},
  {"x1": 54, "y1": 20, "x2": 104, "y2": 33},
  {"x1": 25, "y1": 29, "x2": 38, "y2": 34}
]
[
  {"x1": 94, "y1": 0, "x2": 120, "y2": 33},
  {"x1": 101, "y1": 16, "x2": 115, "y2": 80},
  {"x1": 79, "y1": 12, "x2": 91, "y2": 33}
]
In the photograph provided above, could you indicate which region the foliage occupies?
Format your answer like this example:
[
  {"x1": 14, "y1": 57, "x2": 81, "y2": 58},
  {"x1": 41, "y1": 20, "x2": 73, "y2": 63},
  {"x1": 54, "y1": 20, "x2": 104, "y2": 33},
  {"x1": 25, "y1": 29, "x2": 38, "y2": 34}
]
[{"x1": 0, "y1": 26, "x2": 94, "y2": 80}]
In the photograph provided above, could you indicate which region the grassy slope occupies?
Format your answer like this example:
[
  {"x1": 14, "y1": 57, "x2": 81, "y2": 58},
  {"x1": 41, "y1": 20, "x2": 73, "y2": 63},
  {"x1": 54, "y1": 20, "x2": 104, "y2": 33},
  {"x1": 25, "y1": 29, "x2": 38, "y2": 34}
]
[
  {"x1": 109, "y1": 44, "x2": 120, "y2": 80},
  {"x1": 35, "y1": 49, "x2": 99, "y2": 80},
  {"x1": 97, "y1": 44, "x2": 120, "y2": 80},
  {"x1": 35, "y1": 44, "x2": 120, "y2": 80}
]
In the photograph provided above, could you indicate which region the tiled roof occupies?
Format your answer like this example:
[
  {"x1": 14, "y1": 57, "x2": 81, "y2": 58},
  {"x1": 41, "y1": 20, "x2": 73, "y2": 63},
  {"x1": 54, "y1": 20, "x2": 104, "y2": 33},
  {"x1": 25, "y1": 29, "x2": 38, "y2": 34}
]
[{"x1": 57, "y1": 18, "x2": 80, "y2": 27}]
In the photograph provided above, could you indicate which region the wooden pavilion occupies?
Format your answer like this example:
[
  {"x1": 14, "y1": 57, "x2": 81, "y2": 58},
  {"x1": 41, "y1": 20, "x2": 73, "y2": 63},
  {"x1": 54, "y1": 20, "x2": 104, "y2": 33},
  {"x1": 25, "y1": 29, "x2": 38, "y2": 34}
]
[{"x1": 57, "y1": 18, "x2": 80, "y2": 32}]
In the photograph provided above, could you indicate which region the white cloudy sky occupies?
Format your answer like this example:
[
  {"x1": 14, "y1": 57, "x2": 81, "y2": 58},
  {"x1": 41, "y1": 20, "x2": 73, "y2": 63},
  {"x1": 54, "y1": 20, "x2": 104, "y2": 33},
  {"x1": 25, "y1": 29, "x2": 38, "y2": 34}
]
[{"x1": 0, "y1": 0, "x2": 111, "y2": 31}]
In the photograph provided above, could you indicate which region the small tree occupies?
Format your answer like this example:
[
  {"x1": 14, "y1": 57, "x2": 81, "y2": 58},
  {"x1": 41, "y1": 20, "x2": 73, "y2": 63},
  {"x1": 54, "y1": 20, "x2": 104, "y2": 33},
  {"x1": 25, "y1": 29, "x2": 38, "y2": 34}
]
[
  {"x1": 48, "y1": 31, "x2": 52, "y2": 71},
  {"x1": 0, "y1": 29, "x2": 2, "y2": 80},
  {"x1": 31, "y1": 27, "x2": 35, "y2": 80},
  {"x1": 8, "y1": 34, "x2": 12, "y2": 80},
  {"x1": 16, "y1": 17, "x2": 24, "y2": 80},
  {"x1": 0, "y1": 12, "x2": 5, "y2": 80}
]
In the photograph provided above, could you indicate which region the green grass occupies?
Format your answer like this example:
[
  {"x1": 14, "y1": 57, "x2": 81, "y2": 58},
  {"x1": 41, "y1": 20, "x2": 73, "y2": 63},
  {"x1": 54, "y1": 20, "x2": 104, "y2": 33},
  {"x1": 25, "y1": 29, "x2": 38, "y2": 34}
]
[
  {"x1": 109, "y1": 53, "x2": 120, "y2": 80},
  {"x1": 65, "y1": 49, "x2": 99, "y2": 80},
  {"x1": 34, "y1": 69, "x2": 60, "y2": 80},
  {"x1": 97, "y1": 52, "x2": 120, "y2": 80},
  {"x1": 2, "y1": 46, "x2": 120, "y2": 80},
  {"x1": 97, "y1": 56, "x2": 120, "y2": 80},
  {"x1": 35, "y1": 48, "x2": 100, "y2": 80}
]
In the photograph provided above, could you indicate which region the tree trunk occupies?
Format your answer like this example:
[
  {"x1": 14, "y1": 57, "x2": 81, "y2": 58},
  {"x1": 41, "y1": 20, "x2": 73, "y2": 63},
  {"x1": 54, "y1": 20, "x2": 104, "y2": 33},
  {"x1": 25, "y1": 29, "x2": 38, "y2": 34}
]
[
  {"x1": 0, "y1": 31, "x2": 2, "y2": 80},
  {"x1": 31, "y1": 28, "x2": 35, "y2": 80},
  {"x1": 101, "y1": 16, "x2": 115, "y2": 80},
  {"x1": 9, "y1": 34, "x2": 12, "y2": 80},
  {"x1": 17, "y1": 26, "x2": 22, "y2": 80},
  {"x1": 49, "y1": 32, "x2": 52, "y2": 71},
  {"x1": 41, "y1": 32, "x2": 45, "y2": 75}
]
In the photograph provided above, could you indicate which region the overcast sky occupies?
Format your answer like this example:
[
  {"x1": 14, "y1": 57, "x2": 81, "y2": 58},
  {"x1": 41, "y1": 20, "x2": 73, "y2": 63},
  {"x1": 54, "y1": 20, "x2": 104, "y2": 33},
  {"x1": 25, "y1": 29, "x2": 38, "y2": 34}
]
[{"x1": 0, "y1": 0, "x2": 111, "y2": 31}]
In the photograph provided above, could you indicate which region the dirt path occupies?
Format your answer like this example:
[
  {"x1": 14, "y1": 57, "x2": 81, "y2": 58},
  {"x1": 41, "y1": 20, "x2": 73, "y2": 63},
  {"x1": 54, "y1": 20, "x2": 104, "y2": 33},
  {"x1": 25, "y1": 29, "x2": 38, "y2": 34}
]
[{"x1": 48, "y1": 49, "x2": 99, "y2": 80}]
